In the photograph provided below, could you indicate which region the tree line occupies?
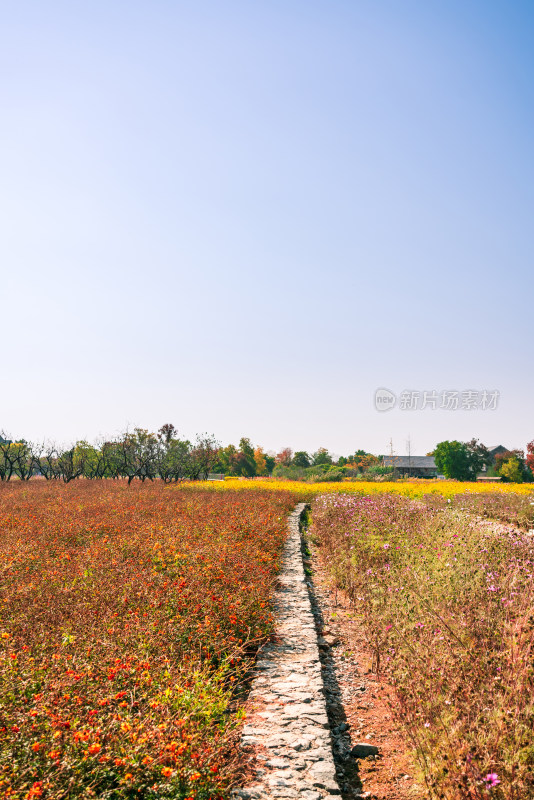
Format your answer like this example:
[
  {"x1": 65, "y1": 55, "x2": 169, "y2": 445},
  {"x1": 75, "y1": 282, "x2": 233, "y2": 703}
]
[
  {"x1": 2, "y1": 428, "x2": 532, "y2": 483},
  {"x1": 0, "y1": 425, "x2": 219, "y2": 483},
  {"x1": 432, "y1": 439, "x2": 534, "y2": 482},
  {"x1": 0, "y1": 429, "x2": 379, "y2": 484}
]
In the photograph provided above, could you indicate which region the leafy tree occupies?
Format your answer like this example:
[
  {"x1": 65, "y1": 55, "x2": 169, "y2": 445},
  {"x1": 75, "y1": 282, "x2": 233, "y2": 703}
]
[
  {"x1": 235, "y1": 438, "x2": 256, "y2": 477},
  {"x1": 117, "y1": 429, "x2": 160, "y2": 484},
  {"x1": 312, "y1": 447, "x2": 332, "y2": 466},
  {"x1": 464, "y1": 439, "x2": 492, "y2": 476},
  {"x1": 526, "y1": 441, "x2": 534, "y2": 474},
  {"x1": 254, "y1": 447, "x2": 267, "y2": 476},
  {"x1": 293, "y1": 451, "x2": 311, "y2": 468},
  {"x1": 434, "y1": 441, "x2": 472, "y2": 480},
  {"x1": 56, "y1": 446, "x2": 85, "y2": 483},
  {"x1": 434, "y1": 440, "x2": 492, "y2": 481},
  {"x1": 275, "y1": 448, "x2": 293, "y2": 466},
  {"x1": 495, "y1": 449, "x2": 531, "y2": 483},
  {"x1": 350, "y1": 449, "x2": 369, "y2": 459},
  {"x1": 217, "y1": 444, "x2": 238, "y2": 475},
  {"x1": 75, "y1": 441, "x2": 105, "y2": 479},
  {"x1": 101, "y1": 441, "x2": 123, "y2": 478},
  {"x1": 345, "y1": 451, "x2": 379, "y2": 473},
  {"x1": 0, "y1": 437, "x2": 35, "y2": 481},
  {"x1": 264, "y1": 453, "x2": 276, "y2": 475},
  {"x1": 158, "y1": 437, "x2": 191, "y2": 482},
  {"x1": 499, "y1": 456, "x2": 524, "y2": 483}
]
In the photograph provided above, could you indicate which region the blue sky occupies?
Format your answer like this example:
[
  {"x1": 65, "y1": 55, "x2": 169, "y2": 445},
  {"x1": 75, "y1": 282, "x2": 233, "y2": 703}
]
[{"x1": 2, "y1": 0, "x2": 533, "y2": 456}]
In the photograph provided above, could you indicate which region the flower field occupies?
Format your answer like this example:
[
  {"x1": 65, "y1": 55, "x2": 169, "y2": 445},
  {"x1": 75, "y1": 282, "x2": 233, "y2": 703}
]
[
  {"x1": 0, "y1": 481, "x2": 298, "y2": 800},
  {"x1": 201, "y1": 478, "x2": 534, "y2": 502},
  {"x1": 311, "y1": 493, "x2": 534, "y2": 799}
]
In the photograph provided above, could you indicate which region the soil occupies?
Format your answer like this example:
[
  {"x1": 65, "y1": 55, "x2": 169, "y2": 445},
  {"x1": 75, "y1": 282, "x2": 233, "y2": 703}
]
[{"x1": 304, "y1": 533, "x2": 428, "y2": 800}]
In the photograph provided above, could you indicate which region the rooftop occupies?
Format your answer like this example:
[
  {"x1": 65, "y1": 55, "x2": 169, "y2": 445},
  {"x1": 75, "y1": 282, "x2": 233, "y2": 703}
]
[{"x1": 382, "y1": 455, "x2": 436, "y2": 468}]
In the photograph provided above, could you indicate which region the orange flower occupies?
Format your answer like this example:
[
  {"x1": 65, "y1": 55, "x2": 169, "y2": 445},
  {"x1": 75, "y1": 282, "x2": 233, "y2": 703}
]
[
  {"x1": 87, "y1": 743, "x2": 101, "y2": 755},
  {"x1": 24, "y1": 782, "x2": 42, "y2": 799},
  {"x1": 47, "y1": 749, "x2": 60, "y2": 760},
  {"x1": 31, "y1": 742, "x2": 41, "y2": 752},
  {"x1": 161, "y1": 767, "x2": 173, "y2": 778}
]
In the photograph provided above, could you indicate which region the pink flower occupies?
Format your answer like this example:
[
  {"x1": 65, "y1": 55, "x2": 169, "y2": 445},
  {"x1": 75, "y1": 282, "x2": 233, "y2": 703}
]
[{"x1": 484, "y1": 772, "x2": 500, "y2": 788}]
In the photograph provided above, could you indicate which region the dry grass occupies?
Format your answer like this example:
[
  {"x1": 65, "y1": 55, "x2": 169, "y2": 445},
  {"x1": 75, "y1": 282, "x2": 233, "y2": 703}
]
[{"x1": 312, "y1": 492, "x2": 534, "y2": 800}]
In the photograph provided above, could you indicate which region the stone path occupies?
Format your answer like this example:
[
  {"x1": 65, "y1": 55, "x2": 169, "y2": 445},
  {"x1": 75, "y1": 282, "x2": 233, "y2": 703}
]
[{"x1": 233, "y1": 503, "x2": 340, "y2": 800}]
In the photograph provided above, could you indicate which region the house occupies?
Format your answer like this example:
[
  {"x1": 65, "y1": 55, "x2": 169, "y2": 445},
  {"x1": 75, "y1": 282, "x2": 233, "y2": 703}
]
[
  {"x1": 487, "y1": 445, "x2": 509, "y2": 462},
  {"x1": 382, "y1": 455, "x2": 437, "y2": 478},
  {"x1": 479, "y1": 445, "x2": 510, "y2": 475}
]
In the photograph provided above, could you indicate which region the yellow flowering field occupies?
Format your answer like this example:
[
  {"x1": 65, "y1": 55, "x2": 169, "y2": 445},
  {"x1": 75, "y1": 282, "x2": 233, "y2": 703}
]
[{"x1": 190, "y1": 478, "x2": 533, "y2": 501}]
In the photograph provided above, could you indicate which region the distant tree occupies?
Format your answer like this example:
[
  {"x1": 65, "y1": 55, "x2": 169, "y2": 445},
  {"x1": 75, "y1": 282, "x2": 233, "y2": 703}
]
[
  {"x1": 293, "y1": 451, "x2": 311, "y2": 468},
  {"x1": 32, "y1": 442, "x2": 57, "y2": 480},
  {"x1": 56, "y1": 445, "x2": 87, "y2": 483},
  {"x1": 495, "y1": 449, "x2": 530, "y2": 483},
  {"x1": 275, "y1": 448, "x2": 293, "y2": 467},
  {"x1": 344, "y1": 451, "x2": 379, "y2": 473},
  {"x1": 158, "y1": 437, "x2": 191, "y2": 482},
  {"x1": 75, "y1": 441, "x2": 105, "y2": 479},
  {"x1": 433, "y1": 439, "x2": 491, "y2": 481},
  {"x1": 188, "y1": 434, "x2": 220, "y2": 480},
  {"x1": 434, "y1": 441, "x2": 472, "y2": 480},
  {"x1": 11, "y1": 441, "x2": 35, "y2": 481},
  {"x1": 354, "y1": 453, "x2": 379, "y2": 472},
  {"x1": 158, "y1": 423, "x2": 178, "y2": 444},
  {"x1": 117, "y1": 428, "x2": 159, "y2": 484},
  {"x1": 499, "y1": 457, "x2": 524, "y2": 483},
  {"x1": 0, "y1": 437, "x2": 36, "y2": 481},
  {"x1": 254, "y1": 446, "x2": 268, "y2": 476},
  {"x1": 312, "y1": 448, "x2": 332, "y2": 467},
  {"x1": 217, "y1": 444, "x2": 239, "y2": 475},
  {"x1": 336, "y1": 456, "x2": 348, "y2": 467},
  {"x1": 264, "y1": 453, "x2": 276, "y2": 475},
  {"x1": 102, "y1": 441, "x2": 123, "y2": 479},
  {"x1": 464, "y1": 439, "x2": 492, "y2": 476},
  {"x1": 526, "y1": 441, "x2": 534, "y2": 474},
  {"x1": 231, "y1": 437, "x2": 255, "y2": 477}
]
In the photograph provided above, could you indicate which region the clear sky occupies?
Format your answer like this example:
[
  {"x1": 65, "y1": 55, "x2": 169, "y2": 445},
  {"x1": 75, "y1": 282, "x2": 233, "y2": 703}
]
[{"x1": 2, "y1": 0, "x2": 533, "y2": 457}]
